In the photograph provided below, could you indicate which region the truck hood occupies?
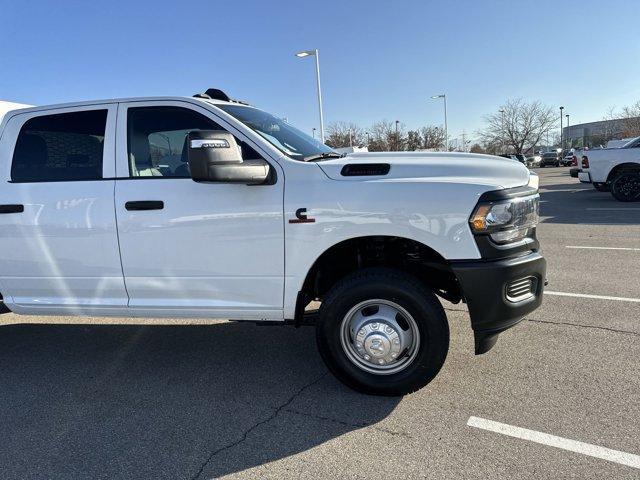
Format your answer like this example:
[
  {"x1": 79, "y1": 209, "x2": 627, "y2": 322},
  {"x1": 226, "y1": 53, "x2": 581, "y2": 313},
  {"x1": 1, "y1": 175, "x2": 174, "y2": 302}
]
[{"x1": 317, "y1": 152, "x2": 531, "y2": 189}]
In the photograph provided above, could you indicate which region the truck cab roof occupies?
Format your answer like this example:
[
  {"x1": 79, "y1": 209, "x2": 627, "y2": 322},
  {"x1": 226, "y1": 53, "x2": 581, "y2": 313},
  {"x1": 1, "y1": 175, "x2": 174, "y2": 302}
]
[
  {"x1": 0, "y1": 100, "x2": 33, "y2": 124},
  {"x1": 1, "y1": 96, "x2": 235, "y2": 115}
]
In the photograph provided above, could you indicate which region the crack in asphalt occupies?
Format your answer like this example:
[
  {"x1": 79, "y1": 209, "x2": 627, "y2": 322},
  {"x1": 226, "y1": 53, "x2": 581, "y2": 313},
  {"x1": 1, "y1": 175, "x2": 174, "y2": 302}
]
[
  {"x1": 443, "y1": 307, "x2": 639, "y2": 337},
  {"x1": 524, "y1": 318, "x2": 640, "y2": 337},
  {"x1": 283, "y1": 407, "x2": 412, "y2": 439},
  {"x1": 189, "y1": 371, "x2": 330, "y2": 480}
]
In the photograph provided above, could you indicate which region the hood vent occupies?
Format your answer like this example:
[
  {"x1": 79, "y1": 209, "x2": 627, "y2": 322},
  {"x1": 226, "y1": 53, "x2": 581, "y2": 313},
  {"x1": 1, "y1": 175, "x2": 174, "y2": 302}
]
[{"x1": 341, "y1": 163, "x2": 390, "y2": 177}]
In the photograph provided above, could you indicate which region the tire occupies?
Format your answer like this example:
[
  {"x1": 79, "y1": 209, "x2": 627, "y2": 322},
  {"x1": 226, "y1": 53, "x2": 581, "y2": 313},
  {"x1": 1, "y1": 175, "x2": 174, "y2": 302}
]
[
  {"x1": 316, "y1": 268, "x2": 449, "y2": 396},
  {"x1": 593, "y1": 183, "x2": 610, "y2": 193},
  {"x1": 611, "y1": 172, "x2": 640, "y2": 202}
]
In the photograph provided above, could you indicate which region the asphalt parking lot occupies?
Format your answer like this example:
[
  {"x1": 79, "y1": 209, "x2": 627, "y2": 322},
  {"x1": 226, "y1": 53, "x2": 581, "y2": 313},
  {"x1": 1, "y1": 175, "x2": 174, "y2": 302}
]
[{"x1": 0, "y1": 168, "x2": 638, "y2": 480}]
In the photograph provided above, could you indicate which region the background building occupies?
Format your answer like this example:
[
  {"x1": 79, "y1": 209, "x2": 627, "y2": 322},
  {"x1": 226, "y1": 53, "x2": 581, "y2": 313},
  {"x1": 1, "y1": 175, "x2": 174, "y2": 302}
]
[{"x1": 563, "y1": 117, "x2": 640, "y2": 149}]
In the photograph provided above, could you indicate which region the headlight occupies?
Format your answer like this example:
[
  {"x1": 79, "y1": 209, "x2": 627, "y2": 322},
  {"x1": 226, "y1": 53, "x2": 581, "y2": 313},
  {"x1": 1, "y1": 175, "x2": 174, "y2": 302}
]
[{"x1": 470, "y1": 193, "x2": 540, "y2": 244}]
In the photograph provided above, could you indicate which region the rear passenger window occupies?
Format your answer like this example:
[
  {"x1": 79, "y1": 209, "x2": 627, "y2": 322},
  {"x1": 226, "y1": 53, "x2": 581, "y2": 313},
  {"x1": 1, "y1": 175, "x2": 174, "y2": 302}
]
[{"x1": 11, "y1": 110, "x2": 107, "y2": 182}]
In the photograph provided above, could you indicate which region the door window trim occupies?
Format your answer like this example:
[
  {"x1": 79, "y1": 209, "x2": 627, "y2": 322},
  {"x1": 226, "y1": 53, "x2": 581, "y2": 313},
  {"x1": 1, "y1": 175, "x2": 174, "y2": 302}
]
[
  {"x1": 114, "y1": 100, "x2": 281, "y2": 183},
  {"x1": 3, "y1": 103, "x2": 118, "y2": 183}
]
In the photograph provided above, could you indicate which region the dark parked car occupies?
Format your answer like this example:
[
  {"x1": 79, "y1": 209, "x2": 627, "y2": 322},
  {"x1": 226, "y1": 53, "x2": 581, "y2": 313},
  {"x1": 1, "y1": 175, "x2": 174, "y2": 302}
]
[
  {"x1": 561, "y1": 154, "x2": 574, "y2": 166},
  {"x1": 540, "y1": 152, "x2": 560, "y2": 167}
]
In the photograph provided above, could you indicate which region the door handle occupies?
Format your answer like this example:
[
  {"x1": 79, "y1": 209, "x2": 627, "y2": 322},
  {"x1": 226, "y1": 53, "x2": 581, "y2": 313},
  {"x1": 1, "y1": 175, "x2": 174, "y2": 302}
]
[
  {"x1": 125, "y1": 201, "x2": 164, "y2": 211},
  {"x1": 0, "y1": 204, "x2": 24, "y2": 214}
]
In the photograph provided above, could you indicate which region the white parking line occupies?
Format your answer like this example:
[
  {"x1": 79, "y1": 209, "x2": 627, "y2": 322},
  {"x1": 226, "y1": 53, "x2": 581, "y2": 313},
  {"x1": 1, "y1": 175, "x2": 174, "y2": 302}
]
[
  {"x1": 586, "y1": 207, "x2": 640, "y2": 211},
  {"x1": 545, "y1": 291, "x2": 640, "y2": 303},
  {"x1": 566, "y1": 245, "x2": 640, "y2": 252},
  {"x1": 468, "y1": 416, "x2": 640, "y2": 470}
]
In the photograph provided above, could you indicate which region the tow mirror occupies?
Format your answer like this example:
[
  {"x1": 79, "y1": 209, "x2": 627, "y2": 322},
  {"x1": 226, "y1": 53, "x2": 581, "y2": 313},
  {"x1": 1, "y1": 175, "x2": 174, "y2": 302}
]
[{"x1": 186, "y1": 130, "x2": 271, "y2": 185}]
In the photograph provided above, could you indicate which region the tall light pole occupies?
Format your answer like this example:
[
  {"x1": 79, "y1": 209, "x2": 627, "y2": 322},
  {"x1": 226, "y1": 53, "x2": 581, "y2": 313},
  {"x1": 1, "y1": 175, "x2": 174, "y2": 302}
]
[
  {"x1": 295, "y1": 49, "x2": 325, "y2": 143},
  {"x1": 365, "y1": 131, "x2": 371, "y2": 148},
  {"x1": 499, "y1": 109, "x2": 505, "y2": 154},
  {"x1": 566, "y1": 114, "x2": 570, "y2": 149},
  {"x1": 312, "y1": 127, "x2": 316, "y2": 139},
  {"x1": 559, "y1": 106, "x2": 564, "y2": 151},
  {"x1": 395, "y1": 120, "x2": 400, "y2": 151},
  {"x1": 431, "y1": 94, "x2": 448, "y2": 151}
]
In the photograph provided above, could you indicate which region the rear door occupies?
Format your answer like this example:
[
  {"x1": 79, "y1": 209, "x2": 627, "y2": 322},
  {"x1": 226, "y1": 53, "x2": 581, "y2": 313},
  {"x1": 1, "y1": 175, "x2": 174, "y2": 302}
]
[
  {"x1": 0, "y1": 104, "x2": 127, "y2": 313},
  {"x1": 113, "y1": 101, "x2": 285, "y2": 319}
]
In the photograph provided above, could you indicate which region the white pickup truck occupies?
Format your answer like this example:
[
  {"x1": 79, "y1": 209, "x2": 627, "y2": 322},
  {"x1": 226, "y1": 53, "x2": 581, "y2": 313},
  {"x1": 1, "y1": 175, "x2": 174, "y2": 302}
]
[
  {"x1": 577, "y1": 137, "x2": 640, "y2": 201},
  {"x1": 0, "y1": 89, "x2": 546, "y2": 395}
]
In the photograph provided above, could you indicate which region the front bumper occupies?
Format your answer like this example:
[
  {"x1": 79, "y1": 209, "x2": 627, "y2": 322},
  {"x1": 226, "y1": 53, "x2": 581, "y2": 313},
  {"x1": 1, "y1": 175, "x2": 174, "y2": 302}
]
[{"x1": 451, "y1": 251, "x2": 546, "y2": 354}]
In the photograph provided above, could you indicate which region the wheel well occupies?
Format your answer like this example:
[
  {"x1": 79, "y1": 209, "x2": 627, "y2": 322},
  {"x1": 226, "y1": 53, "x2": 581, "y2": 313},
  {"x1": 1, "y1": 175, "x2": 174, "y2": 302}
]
[
  {"x1": 607, "y1": 162, "x2": 640, "y2": 183},
  {"x1": 298, "y1": 236, "x2": 461, "y2": 314}
]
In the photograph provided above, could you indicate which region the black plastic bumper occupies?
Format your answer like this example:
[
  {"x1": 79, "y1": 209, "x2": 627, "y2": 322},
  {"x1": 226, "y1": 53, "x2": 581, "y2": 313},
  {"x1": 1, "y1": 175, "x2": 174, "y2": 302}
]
[
  {"x1": 0, "y1": 292, "x2": 9, "y2": 314},
  {"x1": 450, "y1": 251, "x2": 546, "y2": 354}
]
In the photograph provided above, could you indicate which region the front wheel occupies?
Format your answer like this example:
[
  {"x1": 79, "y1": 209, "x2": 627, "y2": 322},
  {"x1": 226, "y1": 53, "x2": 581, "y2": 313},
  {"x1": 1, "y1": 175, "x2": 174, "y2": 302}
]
[
  {"x1": 316, "y1": 269, "x2": 449, "y2": 396},
  {"x1": 611, "y1": 172, "x2": 640, "y2": 202}
]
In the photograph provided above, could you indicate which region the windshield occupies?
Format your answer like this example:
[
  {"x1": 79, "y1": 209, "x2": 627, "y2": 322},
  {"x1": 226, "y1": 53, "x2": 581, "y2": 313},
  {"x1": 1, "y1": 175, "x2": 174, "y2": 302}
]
[{"x1": 216, "y1": 104, "x2": 337, "y2": 161}]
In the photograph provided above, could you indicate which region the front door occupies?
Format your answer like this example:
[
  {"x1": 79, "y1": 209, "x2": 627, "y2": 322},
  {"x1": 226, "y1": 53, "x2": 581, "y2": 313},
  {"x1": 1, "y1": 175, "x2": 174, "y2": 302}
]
[
  {"x1": 114, "y1": 101, "x2": 284, "y2": 319},
  {"x1": 0, "y1": 104, "x2": 128, "y2": 313}
]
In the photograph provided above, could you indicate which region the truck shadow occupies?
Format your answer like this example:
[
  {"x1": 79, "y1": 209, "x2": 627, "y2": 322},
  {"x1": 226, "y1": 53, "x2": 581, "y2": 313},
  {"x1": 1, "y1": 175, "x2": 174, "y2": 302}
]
[{"x1": 0, "y1": 321, "x2": 401, "y2": 479}]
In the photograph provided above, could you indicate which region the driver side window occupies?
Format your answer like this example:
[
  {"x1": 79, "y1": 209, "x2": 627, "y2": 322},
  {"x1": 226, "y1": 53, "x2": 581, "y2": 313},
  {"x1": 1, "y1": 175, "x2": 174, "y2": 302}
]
[{"x1": 127, "y1": 106, "x2": 259, "y2": 178}]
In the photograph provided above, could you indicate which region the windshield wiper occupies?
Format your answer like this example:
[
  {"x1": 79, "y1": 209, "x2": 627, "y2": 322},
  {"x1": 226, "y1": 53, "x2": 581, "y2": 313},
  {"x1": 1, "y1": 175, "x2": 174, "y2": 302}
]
[{"x1": 304, "y1": 152, "x2": 345, "y2": 162}]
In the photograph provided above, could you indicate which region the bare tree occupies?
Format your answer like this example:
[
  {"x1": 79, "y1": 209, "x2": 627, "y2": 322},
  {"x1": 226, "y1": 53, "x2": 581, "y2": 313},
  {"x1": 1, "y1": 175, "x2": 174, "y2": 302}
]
[
  {"x1": 406, "y1": 130, "x2": 422, "y2": 151},
  {"x1": 469, "y1": 143, "x2": 485, "y2": 154},
  {"x1": 325, "y1": 120, "x2": 449, "y2": 152},
  {"x1": 596, "y1": 103, "x2": 640, "y2": 147},
  {"x1": 618, "y1": 101, "x2": 640, "y2": 138},
  {"x1": 479, "y1": 99, "x2": 557, "y2": 154},
  {"x1": 325, "y1": 122, "x2": 366, "y2": 148},
  {"x1": 368, "y1": 120, "x2": 406, "y2": 151},
  {"x1": 422, "y1": 126, "x2": 446, "y2": 150},
  {"x1": 405, "y1": 126, "x2": 446, "y2": 151}
]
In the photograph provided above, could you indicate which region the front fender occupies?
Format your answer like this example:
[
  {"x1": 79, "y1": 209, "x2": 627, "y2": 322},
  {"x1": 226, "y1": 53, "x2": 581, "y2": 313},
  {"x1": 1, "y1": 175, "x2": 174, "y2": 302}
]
[{"x1": 282, "y1": 178, "x2": 494, "y2": 318}]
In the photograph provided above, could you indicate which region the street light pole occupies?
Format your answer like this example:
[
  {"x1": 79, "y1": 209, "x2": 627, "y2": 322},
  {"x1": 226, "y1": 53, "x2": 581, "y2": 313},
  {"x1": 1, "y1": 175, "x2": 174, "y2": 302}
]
[
  {"x1": 566, "y1": 114, "x2": 570, "y2": 148},
  {"x1": 312, "y1": 127, "x2": 316, "y2": 139},
  {"x1": 395, "y1": 120, "x2": 399, "y2": 151},
  {"x1": 431, "y1": 94, "x2": 448, "y2": 151},
  {"x1": 295, "y1": 49, "x2": 325, "y2": 143},
  {"x1": 560, "y1": 106, "x2": 564, "y2": 151},
  {"x1": 499, "y1": 109, "x2": 505, "y2": 154}
]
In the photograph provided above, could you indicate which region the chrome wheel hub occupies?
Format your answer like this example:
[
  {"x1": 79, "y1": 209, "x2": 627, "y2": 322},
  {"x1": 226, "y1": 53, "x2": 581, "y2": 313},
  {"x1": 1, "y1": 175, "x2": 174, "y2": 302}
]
[{"x1": 340, "y1": 299, "x2": 420, "y2": 375}]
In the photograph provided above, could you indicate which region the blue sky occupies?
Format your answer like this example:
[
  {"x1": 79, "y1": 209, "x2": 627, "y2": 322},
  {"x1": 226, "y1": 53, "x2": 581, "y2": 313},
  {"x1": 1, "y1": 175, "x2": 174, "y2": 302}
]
[{"x1": 1, "y1": 0, "x2": 639, "y2": 142}]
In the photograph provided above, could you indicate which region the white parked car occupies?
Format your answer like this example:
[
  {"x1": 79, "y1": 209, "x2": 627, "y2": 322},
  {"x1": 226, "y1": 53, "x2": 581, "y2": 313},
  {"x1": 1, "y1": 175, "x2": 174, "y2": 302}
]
[
  {"x1": 0, "y1": 89, "x2": 546, "y2": 395},
  {"x1": 528, "y1": 155, "x2": 542, "y2": 168},
  {"x1": 577, "y1": 137, "x2": 640, "y2": 201}
]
